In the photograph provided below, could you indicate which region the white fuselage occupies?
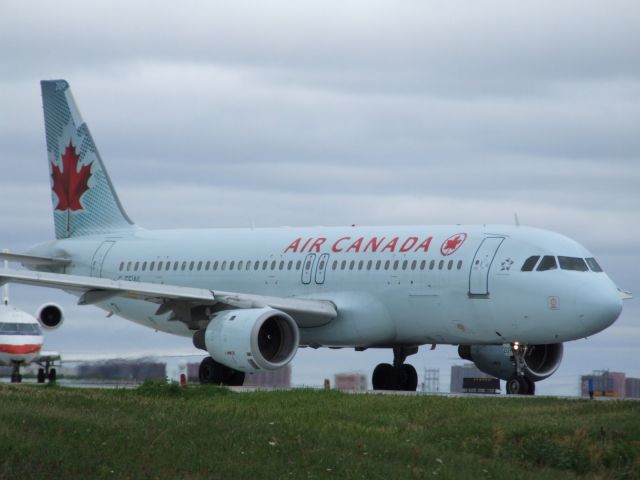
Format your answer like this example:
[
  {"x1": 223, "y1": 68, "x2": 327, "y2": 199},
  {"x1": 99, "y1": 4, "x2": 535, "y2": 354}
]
[
  {"x1": 28, "y1": 224, "x2": 622, "y2": 348},
  {"x1": 0, "y1": 305, "x2": 43, "y2": 366}
]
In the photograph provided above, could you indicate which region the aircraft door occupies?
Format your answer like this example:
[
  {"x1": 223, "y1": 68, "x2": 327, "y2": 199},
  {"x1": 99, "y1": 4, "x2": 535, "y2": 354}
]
[
  {"x1": 469, "y1": 237, "x2": 505, "y2": 296},
  {"x1": 315, "y1": 253, "x2": 329, "y2": 284},
  {"x1": 90, "y1": 241, "x2": 116, "y2": 277},
  {"x1": 301, "y1": 253, "x2": 316, "y2": 285}
]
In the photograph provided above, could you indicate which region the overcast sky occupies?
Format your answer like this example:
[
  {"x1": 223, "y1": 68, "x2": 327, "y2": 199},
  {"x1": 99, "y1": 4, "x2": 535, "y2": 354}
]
[{"x1": 1, "y1": 1, "x2": 638, "y2": 395}]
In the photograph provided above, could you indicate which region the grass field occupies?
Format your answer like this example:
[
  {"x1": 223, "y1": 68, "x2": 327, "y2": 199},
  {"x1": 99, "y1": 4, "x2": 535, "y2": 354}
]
[{"x1": 1, "y1": 383, "x2": 638, "y2": 479}]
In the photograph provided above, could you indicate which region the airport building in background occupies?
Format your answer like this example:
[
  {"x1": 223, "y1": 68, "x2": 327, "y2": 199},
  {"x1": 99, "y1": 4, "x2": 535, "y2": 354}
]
[
  {"x1": 580, "y1": 370, "x2": 640, "y2": 398},
  {"x1": 334, "y1": 372, "x2": 367, "y2": 391},
  {"x1": 450, "y1": 363, "x2": 499, "y2": 394},
  {"x1": 187, "y1": 363, "x2": 292, "y2": 388}
]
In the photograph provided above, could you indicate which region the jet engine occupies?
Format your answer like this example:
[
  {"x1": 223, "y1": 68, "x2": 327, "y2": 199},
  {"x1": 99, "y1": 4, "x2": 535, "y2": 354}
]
[
  {"x1": 37, "y1": 303, "x2": 64, "y2": 330},
  {"x1": 458, "y1": 343, "x2": 563, "y2": 381},
  {"x1": 204, "y1": 307, "x2": 299, "y2": 373}
]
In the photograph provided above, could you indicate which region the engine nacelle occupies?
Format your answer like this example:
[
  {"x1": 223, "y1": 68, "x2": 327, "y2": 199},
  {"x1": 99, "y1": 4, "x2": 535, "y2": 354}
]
[
  {"x1": 458, "y1": 343, "x2": 564, "y2": 382},
  {"x1": 37, "y1": 303, "x2": 64, "y2": 330},
  {"x1": 204, "y1": 307, "x2": 299, "y2": 373}
]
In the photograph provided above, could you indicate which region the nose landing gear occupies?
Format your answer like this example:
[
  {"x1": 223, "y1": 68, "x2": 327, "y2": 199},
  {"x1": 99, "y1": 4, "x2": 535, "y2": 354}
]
[
  {"x1": 506, "y1": 343, "x2": 535, "y2": 395},
  {"x1": 372, "y1": 346, "x2": 419, "y2": 391}
]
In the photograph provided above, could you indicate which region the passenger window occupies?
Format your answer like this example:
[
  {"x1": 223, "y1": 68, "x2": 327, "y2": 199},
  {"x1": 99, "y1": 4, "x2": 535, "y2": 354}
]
[
  {"x1": 420, "y1": 260, "x2": 426, "y2": 270},
  {"x1": 262, "y1": 261, "x2": 268, "y2": 270},
  {"x1": 254, "y1": 261, "x2": 260, "y2": 270},
  {"x1": 448, "y1": 260, "x2": 453, "y2": 270},
  {"x1": 221, "y1": 261, "x2": 227, "y2": 271},
  {"x1": 521, "y1": 256, "x2": 540, "y2": 272},
  {"x1": 165, "y1": 262, "x2": 171, "y2": 271},
  {"x1": 158, "y1": 261, "x2": 163, "y2": 271},
  {"x1": 332, "y1": 260, "x2": 338, "y2": 270},
  {"x1": 341, "y1": 260, "x2": 346, "y2": 270},
  {"x1": 558, "y1": 256, "x2": 588, "y2": 272},
  {"x1": 119, "y1": 262, "x2": 124, "y2": 271},
  {"x1": 288, "y1": 261, "x2": 293, "y2": 270},
  {"x1": 358, "y1": 260, "x2": 363, "y2": 270},
  {"x1": 271, "y1": 260, "x2": 276, "y2": 270},
  {"x1": 457, "y1": 260, "x2": 463, "y2": 270},
  {"x1": 174, "y1": 261, "x2": 179, "y2": 271},
  {"x1": 141, "y1": 262, "x2": 147, "y2": 271},
  {"x1": 189, "y1": 261, "x2": 194, "y2": 271},
  {"x1": 349, "y1": 260, "x2": 355, "y2": 270},
  {"x1": 150, "y1": 261, "x2": 155, "y2": 271},
  {"x1": 279, "y1": 261, "x2": 284, "y2": 270},
  {"x1": 411, "y1": 260, "x2": 417, "y2": 270},
  {"x1": 438, "y1": 260, "x2": 444, "y2": 270},
  {"x1": 134, "y1": 262, "x2": 139, "y2": 271},
  {"x1": 375, "y1": 260, "x2": 381, "y2": 270},
  {"x1": 246, "y1": 261, "x2": 251, "y2": 271},
  {"x1": 585, "y1": 258, "x2": 603, "y2": 272},
  {"x1": 319, "y1": 259, "x2": 325, "y2": 270},
  {"x1": 296, "y1": 260, "x2": 302, "y2": 270},
  {"x1": 402, "y1": 260, "x2": 408, "y2": 270},
  {"x1": 393, "y1": 260, "x2": 399, "y2": 270},
  {"x1": 213, "y1": 261, "x2": 219, "y2": 271},
  {"x1": 197, "y1": 261, "x2": 203, "y2": 271},
  {"x1": 205, "y1": 261, "x2": 210, "y2": 270},
  {"x1": 536, "y1": 256, "x2": 557, "y2": 271},
  {"x1": 305, "y1": 259, "x2": 312, "y2": 270},
  {"x1": 367, "y1": 260, "x2": 372, "y2": 271},
  {"x1": 429, "y1": 260, "x2": 435, "y2": 270},
  {"x1": 230, "y1": 261, "x2": 235, "y2": 270},
  {"x1": 384, "y1": 260, "x2": 390, "y2": 270},
  {"x1": 126, "y1": 261, "x2": 132, "y2": 271}
]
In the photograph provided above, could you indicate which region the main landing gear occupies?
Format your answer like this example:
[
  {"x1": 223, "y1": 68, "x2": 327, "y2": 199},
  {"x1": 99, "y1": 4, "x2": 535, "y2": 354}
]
[
  {"x1": 36, "y1": 358, "x2": 57, "y2": 384},
  {"x1": 198, "y1": 356, "x2": 245, "y2": 386},
  {"x1": 372, "y1": 346, "x2": 419, "y2": 391},
  {"x1": 506, "y1": 343, "x2": 535, "y2": 395}
]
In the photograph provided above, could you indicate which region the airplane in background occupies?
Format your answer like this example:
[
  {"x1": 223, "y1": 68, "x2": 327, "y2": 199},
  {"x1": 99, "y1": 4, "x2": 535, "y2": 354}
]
[
  {"x1": 0, "y1": 257, "x2": 61, "y2": 383},
  {"x1": 0, "y1": 80, "x2": 632, "y2": 394}
]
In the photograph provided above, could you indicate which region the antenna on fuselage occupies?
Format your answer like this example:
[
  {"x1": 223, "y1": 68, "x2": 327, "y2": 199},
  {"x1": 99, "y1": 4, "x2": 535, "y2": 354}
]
[
  {"x1": 2, "y1": 249, "x2": 9, "y2": 305},
  {"x1": 514, "y1": 213, "x2": 521, "y2": 228}
]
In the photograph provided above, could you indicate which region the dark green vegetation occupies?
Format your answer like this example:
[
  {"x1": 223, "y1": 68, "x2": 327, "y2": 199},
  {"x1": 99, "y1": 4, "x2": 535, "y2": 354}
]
[{"x1": 1, "y1": 383, "x2": 638, "y2": 479}]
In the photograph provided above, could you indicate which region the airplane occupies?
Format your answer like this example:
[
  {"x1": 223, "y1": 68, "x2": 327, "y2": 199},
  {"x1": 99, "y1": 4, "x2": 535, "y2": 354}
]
[
  {"x1": 0, "y1": 257, "x2": 62, "y2": 383},
  {"x1": 0, "y1": 79, "x2": 631, "y2": 394}
]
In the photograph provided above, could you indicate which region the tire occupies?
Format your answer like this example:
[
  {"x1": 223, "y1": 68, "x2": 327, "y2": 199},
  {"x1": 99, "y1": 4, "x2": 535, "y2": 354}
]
[
  {"x1": 198, "y1": 357, "x2": 217, "y2": 384},
  {"x1": 506, "y1": 374, "x2": 529, "y2": 395},
  {"x1": 372, "y1": 363, "x2": 394, "y2": 390},
  {"x1": 48, "y1": 368, "x2": 57, "y2": 383},
  {"x1": 524, "y1": 377, "x2": 535, "y2": 395},
  {"x1": 228, "y1": 370, "x2": 246, "y2": 387},
  {"x1": 37, "y1": 368, "x2": 46, "y2": 383},
  {"x1": 402, "y1": 364, "x2": 418, "y2": 391}
]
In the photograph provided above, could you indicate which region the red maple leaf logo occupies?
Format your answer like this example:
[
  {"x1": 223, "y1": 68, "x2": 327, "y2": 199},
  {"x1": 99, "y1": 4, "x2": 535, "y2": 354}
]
[
  {"x1": 440, "y1": 233, "x2": 467, "y2": 256},
  {"x1": 51, "y1": 141, "x2": 92, "y2": 212}
]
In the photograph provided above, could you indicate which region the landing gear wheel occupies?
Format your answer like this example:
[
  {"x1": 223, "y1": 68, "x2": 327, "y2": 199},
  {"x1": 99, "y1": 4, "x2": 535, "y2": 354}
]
[
  {"x1": 10, "y1": 373, "x2": 22, "y2": 383},
  {"x1": 524, "y1": 377, "x2": 535, "y2": 395},
  {"x1": 506, "y1": 375, "x2": 529, "y2": 395},
  {"x1": 48, "y1": 368, "x2": 57, "y2": 383},
  {"x1": 37, "y1": 368, "x2": 46, "y2": 384},
  {"x1": 372, "y1": 363, "x2": 418, "y2": 391},
  {"x1": 402, "y1": 364, "x2": 418, "y2": 391},
  {"x1": 372, "y1": 363, "x2": 394, "y2": 390},
  {"x1": 198, "y1": 356, "x2": 245, "y2": 386}
]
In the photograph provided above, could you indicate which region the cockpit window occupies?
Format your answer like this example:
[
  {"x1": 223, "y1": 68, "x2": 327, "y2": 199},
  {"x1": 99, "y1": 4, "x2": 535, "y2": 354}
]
[
  {"x1": 521, "y1": 256, "x2": 540, "y2": 271},
  {"x1": 0, "y1": 322, "x2": 41, "y2": 335},
  {"x1": 536, "y1": 256, "x2": 557, "y2": 271},
  {"x1": 558, "y1": 256, "x2": 589, "y2": 272},
  {"x1": 585, "y1": 257, "x2": 603, "y2": 272}
]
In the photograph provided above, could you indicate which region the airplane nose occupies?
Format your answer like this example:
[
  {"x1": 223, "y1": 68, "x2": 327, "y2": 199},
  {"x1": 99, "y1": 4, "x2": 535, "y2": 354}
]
[{"x1": 576, "y1": 280, "x2": 623, "y2": 336}]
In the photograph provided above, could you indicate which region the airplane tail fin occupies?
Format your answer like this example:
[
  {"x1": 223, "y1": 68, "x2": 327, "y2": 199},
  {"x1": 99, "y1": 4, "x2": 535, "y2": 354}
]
[{"x1": 41, "y1": 80, "x2": 136, "y2": 239}]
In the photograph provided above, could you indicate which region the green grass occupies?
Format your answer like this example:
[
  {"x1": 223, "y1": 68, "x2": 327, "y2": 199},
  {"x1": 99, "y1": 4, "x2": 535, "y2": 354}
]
[{"x1": 1, "y1": 382, "x2": 638, "y2": 479}]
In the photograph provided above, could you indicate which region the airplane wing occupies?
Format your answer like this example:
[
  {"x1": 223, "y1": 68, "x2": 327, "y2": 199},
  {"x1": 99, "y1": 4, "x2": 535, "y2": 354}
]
[
  {"x1": 35, "y1": 351, "x2": 61, "y2": 363},
  {"x1": 0, "y1": 252, "x2": 70, "y2": 269},
  {"x1": 0, "y1": 268, "x2": 337, "y2": 328}
]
